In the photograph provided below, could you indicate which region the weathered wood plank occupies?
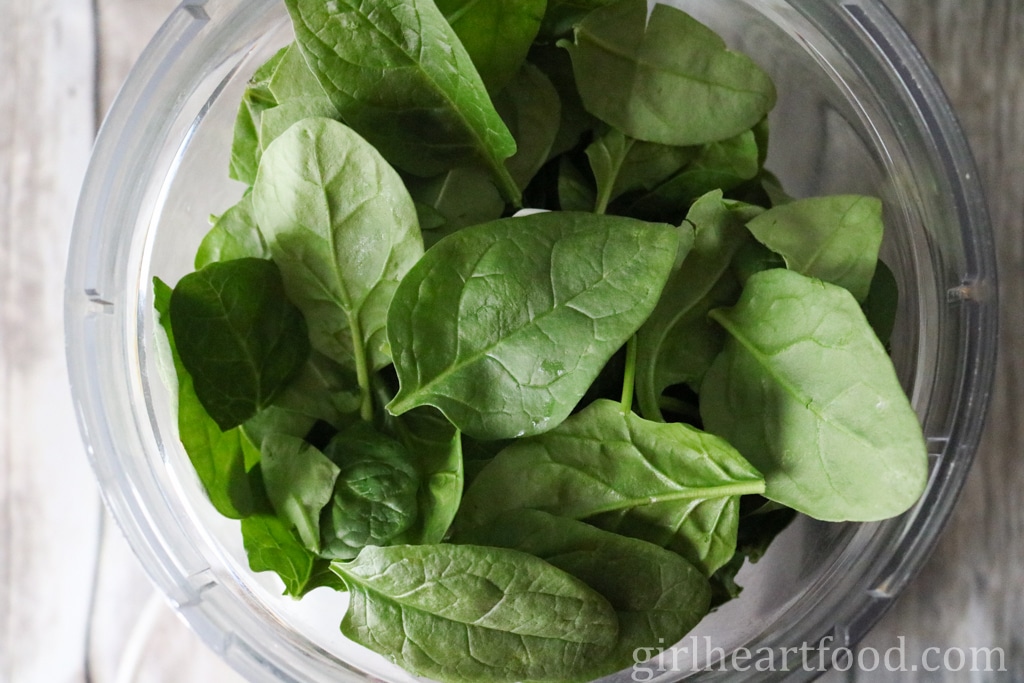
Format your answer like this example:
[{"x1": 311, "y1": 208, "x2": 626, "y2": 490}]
[
  {"x1": 0, "y1": 1, "x2": 102, "y2": 682},
  {"x1": 823, "y1": 1, "x2": 1024, "y2": 679}
]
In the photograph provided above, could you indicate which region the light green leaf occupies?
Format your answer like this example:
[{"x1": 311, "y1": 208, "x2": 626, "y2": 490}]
[
  {"x1": 260, "y1": 434, "x2": 340, "y2": 553},
  {"x1": 700, "y1": 268, "x2": 928, "y2": 521},
  {"x1": 562, "y1": 0, "x2": 776, "y2": 146},
  {"x1": 457, "y1": 399, "x2": 765, "y2": 574},
  {"x1": 195, "y1": 193, "x2": 270, "y2": 269},
  {"x1": 744, "y1": 194, "x2": 884, "y2": 302},
  {"x1": 386, "y1": 212, "x2": 679, "y2": 440},
  {"x1": 251, "y1": 118, "x2": 424, "y2": 397},
  {"x1": 240, "y1": 514, "x2": 319, "y2": 597},
  {"x1": 284, "y1": 0, "x2": 521, "y2": 203}
]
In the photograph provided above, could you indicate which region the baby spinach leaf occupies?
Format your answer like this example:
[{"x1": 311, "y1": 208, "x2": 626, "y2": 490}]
[
  {"x1": 154, "y1": 278, "x2": 267, "y2": 518},
  {"x1": 700, "y1": 268, "x2": 928, "y2": 522},
  {"x1": 730, "y1": 240, "x2": 786, "y2": 286},
  {"x1": 404, "y1": 167, "x2": 505, "y2": 247},
  {"x1": 494, "y1": 63, "x2": 562, "y2": 190},
  {"x1": 263, "y1": 351, "x2": 362, "y2": 429},
  {"x1": 562, "y1": 0, "x2": 776, "y2": 147},
  {"x1": 229, "y1": 43, "x2": 340, "y2": 185},
  {"x1": 744, "y1": 194, "x2": 884, "y2": 302},
  {"x1": 387, "y1": 408, "x2": 464, "y2": 545},
  {"x1": 557, "y1": 156, "x2": 596, "y2": 212},
  {"x1": 284, "y1": 0, "x2": 521, "y2": 204},
  {"x1": 436, "y1": 0, "x2": 547, "y2": 93},
  {"x1": 240, "y1": 514, "x2": 319, "y2": 597},
  {"x1": 169, "y1": 258, "x2": 310, "y2": 431},
  {"x1": 331, "y1": 543, "x2": 618, "y2": 683},
  {"x1": 319, "y1": 423, "x2": 421, "y2": 560},
  {"x1": 528, "y1": 44, "x2": 596, "y2": 159},
  {"x1": 457, "y1": 399, "x2": 765, "y2": 574},
  {"x1": 260, "y1": 434, "x2": 341, "y2": 554},
  {"x1": 386, "y1": 212, "x2": 679, "y2": 440},
  {"x1": 627, "y1": 129, "x2": 760, "y2": 222},
  {"x1": 457, "y1": 509, "x2": 711, "y2": 675},
  {"x1": 252, "y1": 118, "x2": 424, "y2": 419},
  {"x1": 635, "y1": 191, "x2": 750, "y2": 421},
  {"x1": 194, "y1": 192, "x2": 269, "y2": 269}
]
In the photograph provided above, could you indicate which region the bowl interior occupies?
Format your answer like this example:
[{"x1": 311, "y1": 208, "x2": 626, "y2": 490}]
[{"x1": 67, "y1": 0, "x2": 996, "y2": 681}]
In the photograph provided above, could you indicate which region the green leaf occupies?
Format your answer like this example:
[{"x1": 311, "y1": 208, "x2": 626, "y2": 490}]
[
  {"x1": 540, "y1": 0, "x2": 616, "y2": 39},
  {"x1": 284, "y1": 0, "x2": 521, "y2": 204},
  {"x1": 528, "y1": 44, "x2": 596, "y2": 159},
  {"x1": 229, "y1": 43, "x2": 340, "y2": 185},
  {"x1": 252, "y1": 118, "x2": 424, "y2": 419},
  {"x1": 195, "y1": 193, "x2": 270, "y2": 269},
  {"x1": 331, "y1": 544, "x2": 618, "y2": 683},
  {"x1": 862, "y1": 259, "x2": 899, "y2": 347},
  {"x1": 387, "y1": 408, "x2": 464, "y2": 545},
  {"x1": 386, "y1": 212, "x2": 679, "y2": 440},
  {"x1": 635, "y1": 191, "x2": 750, "y2": 421},
  {"x1": 436, "y1": 0, "x2": 547, "y2": 93},
  {"x1": 404, "y1": 167, "x2": 505, "y2": 247},
  {"x1": 457, "y1": 509, "x2": 711, "y2": 674},
  {"x1": 154, "y1": 278, "x2": 266, "y2": 519},
  {"x1": 627, "y1": 129, "x2": 760, "y2": 222},
  {"x1": 494, "y1": 63, "x2": 562, "y2": 190},
  {"x1": 240, "y1": 514, "x2": 320, "y2": 597},
  {"x1": 260, "y1": 434, "x2": 341, "y2": 554},
  {"x1": 169, "y1": 258, "x2": 310, "y2": 430},
  {"x1": 457, "y1": 399, "x2": 765, "y2": 574},
  {"x1": 319, "y1": 423, "x2": 421, "y2": 560},
  {"x1": 744, "y1": 194, "x2": 884, "y2": 302},
  {"x1": 562, "y1": 0, "x2": 776, "y2": 146},
  {"x1": 557, "y1": 157, "x2": 596, "y2": 212},
  {"x1": 700, "y1": 268, "x2": 928, "y2": 521}
]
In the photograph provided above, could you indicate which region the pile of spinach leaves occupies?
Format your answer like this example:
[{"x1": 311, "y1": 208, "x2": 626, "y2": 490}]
[{"x1": 154, "y1": 0, "x2": 928, "y2": 681}]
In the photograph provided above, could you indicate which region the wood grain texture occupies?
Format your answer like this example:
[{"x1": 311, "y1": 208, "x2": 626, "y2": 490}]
[
  {"x1": 1, "y1": 1, "x2": 103, "y2": 682},
  {"x1": 823, "y1": 1, "x2": 1024, "y2": 680}
]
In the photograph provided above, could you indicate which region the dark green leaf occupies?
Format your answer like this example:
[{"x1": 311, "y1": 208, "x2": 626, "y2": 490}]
[
  {"x1": 562, "y1": 0, "x2": 776, "y2": 146},
  {"x1": 404, "y1": 167, "x2": 505, "y2": 247},
  {"x1": 635, "y1": 191, "x2": 750, "y2": 421},
  {"x1": 386, "y1": 212, "x2": 679, "y2": 440},
  {"x1": 700, "y1": 268, "x2": 928, "y2": 521},
  {"x1": 862, "y1": 259, "x2": 899, "y2": 347},
  {"x1": 331, "y1": 544, "x2": 618, "y2": 683},
  {"x1": 319, "y1": 423, "x2": 421, "y2": 560},
  {"x1": 457, "y1": 509, "x2": 711, "y2": 675},
  {"x1": 494, "y1": 63, "x2": 562, "y2": 190},
  {"x1": 557, "y1": 157, "x2": 596, "y2": 212},
  {"x1": 284, "y1": 0, "x2": 521, "y2": 203},
  {"x1": 540, "y1": 0, "x2": 616, "y2": 39},
  {"x1": 457, "y1": 399, "x2": 765, "y2": 574},
  {"x1": 744, "y1": 194, "x2": 884, "y2": 302},
  {"x1": 436, "y1": 0, "x2": 547, "y2": 93},
  {"x1": 169, "y1": 258, "x2": 310, "y2": 430},
  {"x1": 154, "y1": 278, "x2": 267, "y2": 518}
]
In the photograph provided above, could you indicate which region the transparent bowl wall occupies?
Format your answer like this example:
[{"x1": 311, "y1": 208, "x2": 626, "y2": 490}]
[{"x1": 66, "y1": 0, "x2": 997, "y2": 681}]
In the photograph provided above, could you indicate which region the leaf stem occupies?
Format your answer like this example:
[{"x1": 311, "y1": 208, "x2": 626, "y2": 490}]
[
  {"x1": 491, "y1": 159, "x2": 523, "y2": 209},
  {"x1": 620, "y1": 335, "x2": 638, "y2": 414},
  {"x1": 348, "y1": 318, "x2": 375, "y2": 422}
]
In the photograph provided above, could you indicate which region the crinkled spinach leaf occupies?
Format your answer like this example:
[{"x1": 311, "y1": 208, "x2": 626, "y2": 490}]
[
  {"x1": 457, "y1": 509, "x2": 711, "y2": 674},
  {"x1": 457, "y1": 399, "x2": 765, "y2": 574},
  {"x1": 700, "y1": 268, "x2": 928, "y2": 521},
  {"x1": 319, "y1": 423, "x2": 421, "y2": 560},
  {"x1": 386, "y1": 212, "x2": 679, "y2": 440},
  {"x1": 331, "y1": 543, "x2": 618, "y2": 683}
]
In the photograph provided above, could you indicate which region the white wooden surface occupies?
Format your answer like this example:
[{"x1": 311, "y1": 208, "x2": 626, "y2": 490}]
[{"x1": 0, "y1": 1, "x2": 1020, "y2": 682}]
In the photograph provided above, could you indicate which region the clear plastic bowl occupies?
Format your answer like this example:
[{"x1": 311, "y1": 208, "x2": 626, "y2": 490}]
[{"x1": 65, "y1": 1, "x2": 997, "y2": 681}]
